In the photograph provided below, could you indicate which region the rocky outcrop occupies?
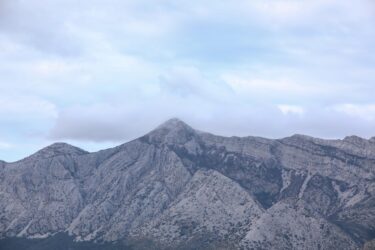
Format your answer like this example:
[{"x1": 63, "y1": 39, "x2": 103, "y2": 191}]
[
  {"x1": 240, "y1": 199, "x2": 358, "y2": 250},
  {"x1": 0, "y1": 118, "x2": 374, "y2": 249},
  {"x1": 137, "y1": 169, "x2": 264, "y2": 246}
]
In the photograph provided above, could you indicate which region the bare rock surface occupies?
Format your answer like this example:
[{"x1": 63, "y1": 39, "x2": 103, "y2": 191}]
[{"x1": 0, "y1": 118, "x2": 374, "y2": 249}]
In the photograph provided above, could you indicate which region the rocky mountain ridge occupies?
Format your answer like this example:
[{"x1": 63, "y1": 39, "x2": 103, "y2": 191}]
[{"x1": 0, "y1": 118, "x2": 374, "y2": 249}]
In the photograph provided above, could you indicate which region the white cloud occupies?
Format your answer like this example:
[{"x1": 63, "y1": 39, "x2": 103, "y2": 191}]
[
  {"x1": 332, "y1": 104, "x2": 375, "y2": 121},
  {"x1": 32, "y1": 60, "x2": 80, "y2": 76},
  {"x1": 0, "y1": 0, "x2": 375, "y2": 161},
  {"x1": 159, "y1": 66, "x2": 232, "y2": 101},
  {"x1": 248, "y1": 1, "x2": 316, "y2": 23},
  {"x1": 0, "y1": 141, "x2": 13, "y2": 149},
  {"x1": 222, "y1": 74, "x2": 321, "y2": 98},
  {"x1": 278, "y1": 105, "x2": 305, "y2": 116},
  {"x1": 0, "y1": 95, "x2": 57, "y2": 119}
]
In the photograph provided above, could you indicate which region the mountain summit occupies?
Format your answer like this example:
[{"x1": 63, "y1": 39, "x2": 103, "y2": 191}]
[
  {"x1": 0, "y1": 119, "x2": 374, "y2": 249},
  {"x1": 28, "y1": 142, "x2": 88, "y2": 160},
  {"x1": 142, "y1": 118, "x2": 197, "y2": 144},
  {"x1": 155, "y1": 118, "x2": 192, "y2": 130}
]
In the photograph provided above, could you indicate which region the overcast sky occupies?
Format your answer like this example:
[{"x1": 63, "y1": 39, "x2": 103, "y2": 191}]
[{"x1": 1, "y1": 0, "x2": 375, "y2": 161}]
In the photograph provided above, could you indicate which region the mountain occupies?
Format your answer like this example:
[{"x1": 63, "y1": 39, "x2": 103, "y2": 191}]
[{"x1": 0, "y1": 118, "x2": 374, "y2": 249}]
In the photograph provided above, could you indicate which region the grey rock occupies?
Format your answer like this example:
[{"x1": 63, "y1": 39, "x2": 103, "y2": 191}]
[
  {"x1": 0, "y1": 118, "x2": 374, "y2": 249},
  {"x1": 240, "y1": 199, "x2": 358, "y2": 250},
  {"x1": 363, "y1": 239, "x2": 375, "y2": 250},
  {"x1": 135, "y1": 169, "x2": 263, "y2": 246}
]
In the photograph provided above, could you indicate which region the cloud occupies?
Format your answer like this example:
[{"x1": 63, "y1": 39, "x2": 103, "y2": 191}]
[
  {"x1": 0, "y1": 95, "x2": 58, "y2": 148},
  {"x1": 223, "y1": 75, "x2": 313, "y2": 96},
  {"x1": 158, "y1": 66, "x2": 232, "y2": 101},
  {"x1": 1, "y1": 0, "x2": 375, "y2": 161},
  {"x1": 31, "y1": 60, "x2": 79, "y2": 77},
  {"x1": 0, "y1": 95, "x2": 57, "y2": 120},
  {"x1": 0, "y1": 141, "x2": 13, "y2": 149},
  {"x1": 48, "y1": 103, "x2": 153, "y2": 142},
  {"x1": 332, "y1": 104, "x2": 375, "y2": 121},
  {"x1": 47, "y1": 92, "x2": 231, "y2": 142},
  {"x1": 158, "y1": 67, "x2": 207, "y2": 97},
  {"x1": 278, "y1": 105, "x2": 305, "y2": 116}
]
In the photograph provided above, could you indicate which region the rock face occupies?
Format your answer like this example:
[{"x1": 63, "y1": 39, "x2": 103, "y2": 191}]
[{"x1": 0, "y1": 118, "x2": 374, "y2": 249}]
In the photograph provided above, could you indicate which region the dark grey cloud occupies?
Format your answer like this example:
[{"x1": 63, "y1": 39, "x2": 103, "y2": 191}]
[{"x1": 47, "y1": 104, "x2": 163, "y2": 142}]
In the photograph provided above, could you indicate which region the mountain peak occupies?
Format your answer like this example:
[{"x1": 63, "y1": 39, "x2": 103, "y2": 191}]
[
  {"x1": 290, "y1": 134, "x2": 313, "y2": 139},
  {"x1": 156, "y1": 118, "x2": 191, "y2": 130},
  {"x1": 343, "y1": 135, "x2": 367, "y2": 144},
  {"x1": 27, "y1": 142, "x2": 88, "y2": 160},
  {"x1": 281, "y1": 134, "x2": 315, "y2": 142},
  {"x1": 142, "y1": 118, "x2": 196, "y2": 144}
]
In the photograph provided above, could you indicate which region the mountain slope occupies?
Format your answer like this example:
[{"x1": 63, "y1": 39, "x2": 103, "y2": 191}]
[
  {"x1": 1, "y1": 118, "x2": 374, "y2": 249},
  {"x1": 136, "y1": 169, "x2": 264, "y2": 247}
]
